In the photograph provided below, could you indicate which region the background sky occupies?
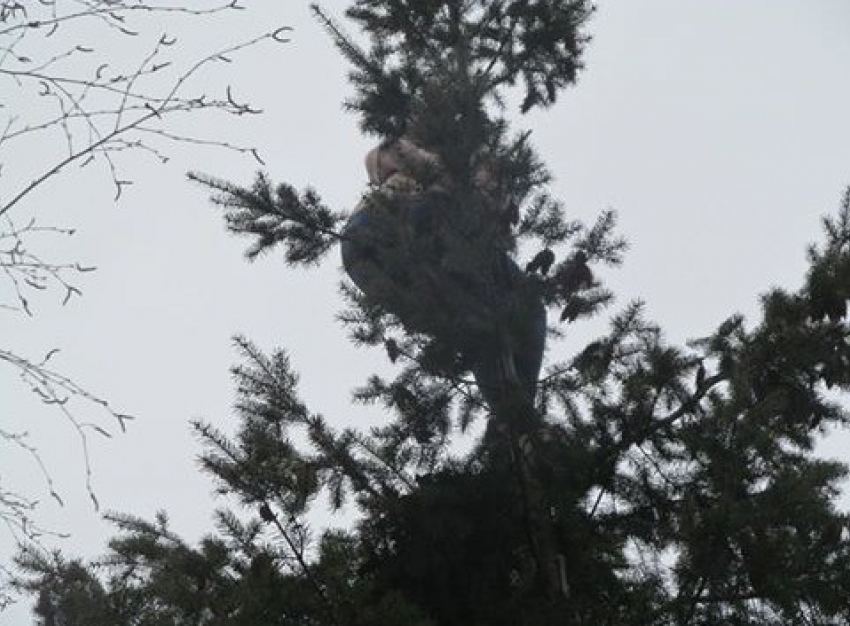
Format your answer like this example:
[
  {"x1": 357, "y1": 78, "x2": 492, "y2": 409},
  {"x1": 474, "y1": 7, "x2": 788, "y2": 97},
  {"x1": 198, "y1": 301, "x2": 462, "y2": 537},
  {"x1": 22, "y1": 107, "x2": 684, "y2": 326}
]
[{"x1": 3, "y1": 1, "x2": 850, "y2": 622}]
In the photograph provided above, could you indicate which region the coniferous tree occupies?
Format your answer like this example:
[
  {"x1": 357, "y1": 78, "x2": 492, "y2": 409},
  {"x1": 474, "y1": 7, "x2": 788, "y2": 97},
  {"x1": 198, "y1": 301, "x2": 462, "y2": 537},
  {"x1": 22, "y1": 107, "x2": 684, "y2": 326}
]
[{"x1": 15, "y1": 2, "x2": 850, "y2": 625}]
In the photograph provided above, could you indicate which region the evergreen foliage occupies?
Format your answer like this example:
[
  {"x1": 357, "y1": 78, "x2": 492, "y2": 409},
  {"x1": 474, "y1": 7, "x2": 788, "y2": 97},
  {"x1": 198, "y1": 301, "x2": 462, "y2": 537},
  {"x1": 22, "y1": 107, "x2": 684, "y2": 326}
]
[{"x1": 15, "y1": 2, "x2": 850, "y2": 625}]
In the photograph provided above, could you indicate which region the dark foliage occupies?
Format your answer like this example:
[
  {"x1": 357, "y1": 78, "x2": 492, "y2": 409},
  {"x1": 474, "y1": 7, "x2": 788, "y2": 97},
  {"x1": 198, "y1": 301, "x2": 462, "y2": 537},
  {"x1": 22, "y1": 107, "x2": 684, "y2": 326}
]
[
  {"x1": 15, "y1": 3, "x2": 850, "y2": 625},
  {"x1": 188, "y1": 172, "x2": 343, "y2": 265}
]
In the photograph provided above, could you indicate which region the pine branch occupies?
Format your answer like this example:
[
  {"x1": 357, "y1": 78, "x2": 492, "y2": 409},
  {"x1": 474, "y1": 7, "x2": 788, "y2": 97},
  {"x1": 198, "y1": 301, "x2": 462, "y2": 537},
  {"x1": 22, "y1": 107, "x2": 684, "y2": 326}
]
[{"x1": 189, "y1": 172, "x2": 343, "y2": 264}]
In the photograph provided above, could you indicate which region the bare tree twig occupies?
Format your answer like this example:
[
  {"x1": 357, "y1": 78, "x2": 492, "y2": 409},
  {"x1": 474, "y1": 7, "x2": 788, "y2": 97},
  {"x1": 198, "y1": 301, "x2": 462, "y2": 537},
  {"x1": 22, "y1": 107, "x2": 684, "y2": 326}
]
[{"x1": 0, "y1": 1, "x2": 289, "y2": 576}]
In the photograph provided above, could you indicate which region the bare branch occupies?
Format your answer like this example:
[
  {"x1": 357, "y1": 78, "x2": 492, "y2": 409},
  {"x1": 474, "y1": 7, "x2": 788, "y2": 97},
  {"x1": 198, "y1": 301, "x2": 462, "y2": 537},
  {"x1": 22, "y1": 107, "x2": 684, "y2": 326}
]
[
  {"x1": 0, "y1": 23, "x2": 288, "y2": 219},
  {"x1": 0, "y1": 0, "x2": 287, "y2": 567}
]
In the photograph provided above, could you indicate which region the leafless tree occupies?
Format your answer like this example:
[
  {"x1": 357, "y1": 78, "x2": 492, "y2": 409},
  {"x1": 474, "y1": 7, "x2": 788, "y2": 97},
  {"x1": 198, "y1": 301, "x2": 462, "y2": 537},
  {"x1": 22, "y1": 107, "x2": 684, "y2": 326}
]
[{"x1": 0, "y1": 0, "x2": 287, "y2": 602}]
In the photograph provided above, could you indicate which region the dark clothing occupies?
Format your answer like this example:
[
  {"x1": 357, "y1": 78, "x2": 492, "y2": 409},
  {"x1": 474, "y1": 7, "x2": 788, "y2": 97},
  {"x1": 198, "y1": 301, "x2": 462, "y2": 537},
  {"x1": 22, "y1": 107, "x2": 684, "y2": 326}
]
[{"x1": 341, "y1": 192, "x2": 545, "y2": 406}]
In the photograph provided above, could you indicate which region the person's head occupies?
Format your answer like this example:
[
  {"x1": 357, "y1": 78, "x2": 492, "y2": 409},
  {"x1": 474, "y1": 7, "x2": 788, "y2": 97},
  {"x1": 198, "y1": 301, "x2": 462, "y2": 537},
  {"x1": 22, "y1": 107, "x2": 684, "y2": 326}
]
[{"x1": 365, "y1": 139, "x2": 439, "y2": 185}]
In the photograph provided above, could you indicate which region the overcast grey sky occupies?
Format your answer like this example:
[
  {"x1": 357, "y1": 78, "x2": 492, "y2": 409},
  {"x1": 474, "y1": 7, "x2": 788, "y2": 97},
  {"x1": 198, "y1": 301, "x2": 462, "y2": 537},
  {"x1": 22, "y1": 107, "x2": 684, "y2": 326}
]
[{"x1": 3, "y1": 2, "x2": 850, "y2": 622}]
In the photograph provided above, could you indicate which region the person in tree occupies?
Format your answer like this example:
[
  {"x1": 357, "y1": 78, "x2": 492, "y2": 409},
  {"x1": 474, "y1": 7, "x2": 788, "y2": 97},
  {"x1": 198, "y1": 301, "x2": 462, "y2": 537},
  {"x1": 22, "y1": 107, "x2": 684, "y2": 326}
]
[{"x1": 341, "y1": 135, "x2": 546, "y2": 408}]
